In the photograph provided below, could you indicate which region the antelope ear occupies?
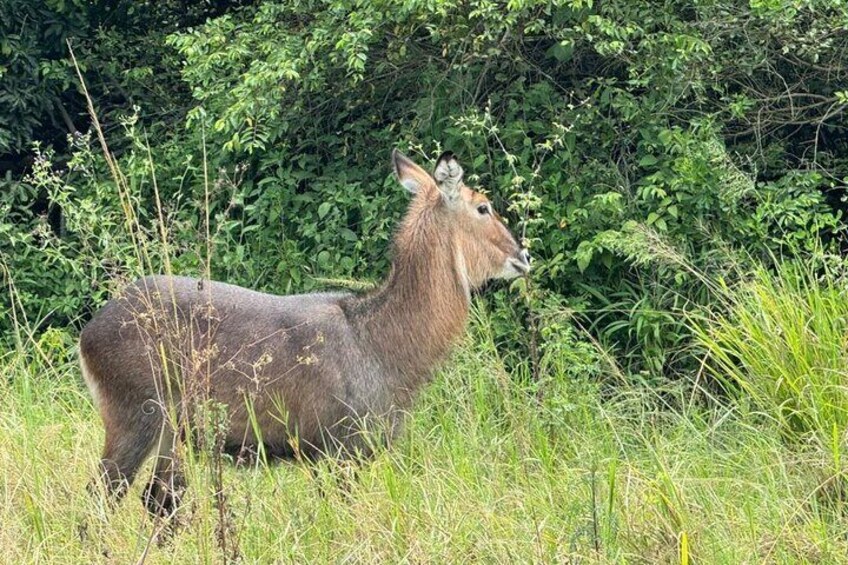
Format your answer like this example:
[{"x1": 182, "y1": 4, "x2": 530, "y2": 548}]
[
  {"x1": 433, "y1": 151, "x2": 463, "y2": 204},
  {"x1": 392, "y1": 149, "x2": 430, "y2": 194}
]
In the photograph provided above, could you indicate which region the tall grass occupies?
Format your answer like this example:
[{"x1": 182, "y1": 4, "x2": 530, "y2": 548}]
[
  {"x1": 4, "y1": 312, "x2": 848, "y2": 562},
  {"x1": 696, "y1": 262, "x2": 848, "y2": 444}
]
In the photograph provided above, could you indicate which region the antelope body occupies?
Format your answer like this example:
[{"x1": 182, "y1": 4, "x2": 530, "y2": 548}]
[{"x1": 80, "y1": 150, "x2": 530, "y2": 515}]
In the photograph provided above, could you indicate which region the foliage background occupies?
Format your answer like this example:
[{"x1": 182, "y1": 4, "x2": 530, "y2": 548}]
[{"x1": 2, "y1": 0, "x2": 847, "y2": 378}]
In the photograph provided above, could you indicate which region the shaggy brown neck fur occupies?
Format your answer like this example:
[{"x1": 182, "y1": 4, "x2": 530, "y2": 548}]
[{"x1": 345, "y1": 193, "x2": 470, "y2": 394}]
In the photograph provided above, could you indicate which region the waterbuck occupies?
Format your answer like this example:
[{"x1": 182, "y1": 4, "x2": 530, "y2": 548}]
[{"x1": 79, "y1": 149, "x2": 531, "y2": 516}]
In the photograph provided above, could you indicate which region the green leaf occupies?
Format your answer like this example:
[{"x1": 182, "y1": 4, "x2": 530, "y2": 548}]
[
  {"x1": 318, "y1": 202, "x2": 332, "y2": 219},
  {"x1": 575, "y1": 241, "x2": 593, "y2": 273},
  {"x1": 639, "y1": 154, "x2": 658, "y2": 167}
]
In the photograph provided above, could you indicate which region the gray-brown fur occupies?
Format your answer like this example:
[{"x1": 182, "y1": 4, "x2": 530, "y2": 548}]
[{"x1": 79, "y1": 150, "x2": 530, "y2": 515}]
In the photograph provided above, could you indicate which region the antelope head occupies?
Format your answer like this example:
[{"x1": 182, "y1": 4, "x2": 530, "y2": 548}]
[{"x1": 392, "y1": 149, "x2": 531, "y2": 291}]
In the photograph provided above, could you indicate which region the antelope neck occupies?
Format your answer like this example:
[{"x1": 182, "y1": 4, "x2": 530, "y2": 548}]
[{"x1": 347, "y1": 202, "x2": 470, "y2": 381}]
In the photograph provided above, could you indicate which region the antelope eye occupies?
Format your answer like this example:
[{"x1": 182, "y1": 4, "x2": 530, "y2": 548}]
[{"x1": 476, "y1": 203, "x2": 491, "y2": 216}]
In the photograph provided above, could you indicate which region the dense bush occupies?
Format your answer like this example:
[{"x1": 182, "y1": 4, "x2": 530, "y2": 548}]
[{"x1": 2, "y1": 0, "x2": 847, "y2": 378}]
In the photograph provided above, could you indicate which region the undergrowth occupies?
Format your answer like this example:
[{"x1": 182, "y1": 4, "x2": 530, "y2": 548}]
[{"x1": 2, "y1": 298, "x2": 848, "y2": 563}]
